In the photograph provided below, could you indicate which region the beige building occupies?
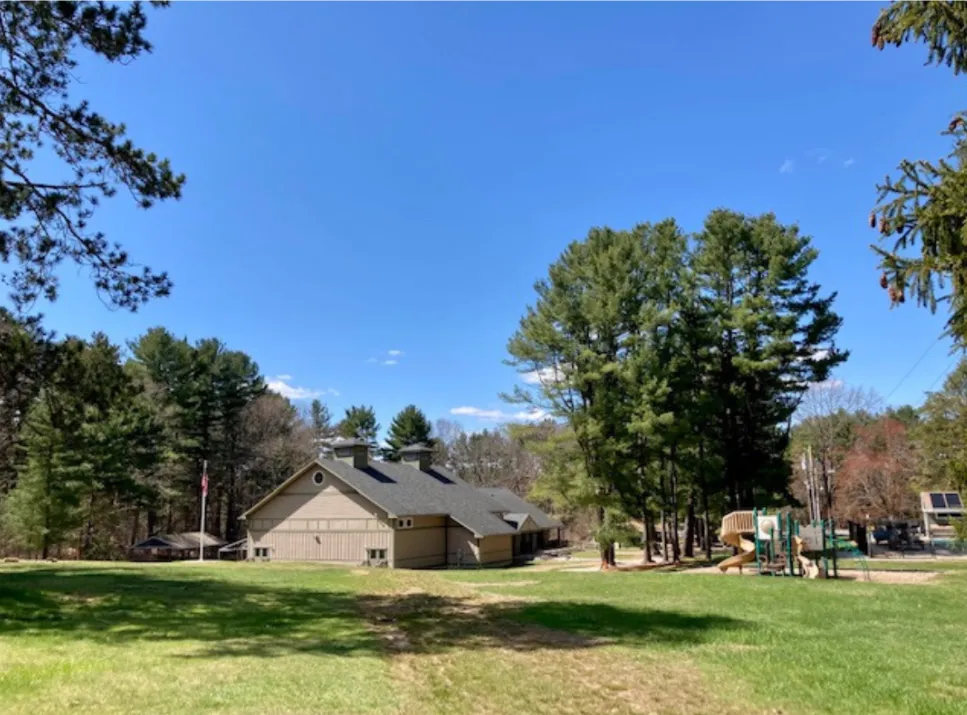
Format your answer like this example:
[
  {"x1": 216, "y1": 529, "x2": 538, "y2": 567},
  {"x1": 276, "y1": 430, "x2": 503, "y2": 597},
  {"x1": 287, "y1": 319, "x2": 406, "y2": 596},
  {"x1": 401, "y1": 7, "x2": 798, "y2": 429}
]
[{"x1": 242, "y1": 440, "x2": 562, "y2": 568}]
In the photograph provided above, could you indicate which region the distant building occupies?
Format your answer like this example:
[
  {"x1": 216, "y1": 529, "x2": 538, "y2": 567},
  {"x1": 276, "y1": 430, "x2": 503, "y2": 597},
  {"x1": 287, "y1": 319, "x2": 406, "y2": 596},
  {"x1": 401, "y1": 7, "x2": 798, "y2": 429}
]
[
  {"x1": 242, "y1": 440, "x2": 563, "y2": 568},
  {"x1": 920, "y1": 491, "x2": 964, "y2": 544},
  {"x1": 129, "y1": 532, "x2": 225, "y2": 561}
]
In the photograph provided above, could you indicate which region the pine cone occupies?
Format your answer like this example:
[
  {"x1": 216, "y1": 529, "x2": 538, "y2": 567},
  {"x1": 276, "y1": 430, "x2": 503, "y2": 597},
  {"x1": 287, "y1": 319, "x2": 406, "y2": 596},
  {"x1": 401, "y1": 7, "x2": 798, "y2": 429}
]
[
  {"x1": 872, "y1": 24, "x2": 880, "y2": 47},
  {"x1": 950, "y1": 116, "x2": 964, "y2": 133},
  {"x1": 898, "y1": 291, "x2": 906, "y2": 304},
  {"x1": 880, "y1": 273, "x2": 888, "y2": 289},
  {"x1": 888, "y1": 285, "x2": 899, "y2": 303},
  {"x1": 869, "y1": 211, "x2": 876, "y2": 229},
  {"x1": 877, "y1": 38, "x2": 885, "y2": 50},
  {"x1": 879, "y1": 216, "x2": 888, "y2": 234}
]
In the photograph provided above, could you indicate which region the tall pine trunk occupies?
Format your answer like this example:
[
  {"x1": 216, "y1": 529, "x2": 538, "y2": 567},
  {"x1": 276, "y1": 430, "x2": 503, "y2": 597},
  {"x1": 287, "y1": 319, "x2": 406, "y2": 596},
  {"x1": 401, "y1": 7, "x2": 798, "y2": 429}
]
[
  {"x1": 81, "y1": 490, "x2": 96, "y2": 559},
  {"x1": 642, "y1": 507, "x2": 652, "y2": 563},
  {"x1": 670, "y1": 444, "x2": 681, "y2": 562},
  {"x1": 130, "y1": 508, "x2": 140, "y2": 546},
  {"x1": 702, "y1": 483, "x2": 713, "y2": 561},
  {"x1": 684, "y1": 489, "x2": 696, "y2": 558}
]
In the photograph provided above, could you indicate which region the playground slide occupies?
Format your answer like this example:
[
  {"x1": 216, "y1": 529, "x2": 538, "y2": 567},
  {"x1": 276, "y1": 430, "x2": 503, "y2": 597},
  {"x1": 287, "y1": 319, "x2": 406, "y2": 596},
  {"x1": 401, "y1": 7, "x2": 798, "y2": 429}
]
[
  {"x1": 792, "y1": 536, "x2": 821, "y2": 579},
  {"x1": 718, "y1": 530, "x2": 756, "y2": 572}
]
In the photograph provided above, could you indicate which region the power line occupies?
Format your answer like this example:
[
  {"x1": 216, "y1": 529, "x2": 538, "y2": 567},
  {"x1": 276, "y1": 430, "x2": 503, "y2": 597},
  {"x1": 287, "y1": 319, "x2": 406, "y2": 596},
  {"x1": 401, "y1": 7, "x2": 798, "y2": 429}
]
[
  {"x1": 925, "y1": 355, "x2": 959, "y2": 393},
  {"x1": 884, "y1": 337, "x2": 943, "y2": 401}
]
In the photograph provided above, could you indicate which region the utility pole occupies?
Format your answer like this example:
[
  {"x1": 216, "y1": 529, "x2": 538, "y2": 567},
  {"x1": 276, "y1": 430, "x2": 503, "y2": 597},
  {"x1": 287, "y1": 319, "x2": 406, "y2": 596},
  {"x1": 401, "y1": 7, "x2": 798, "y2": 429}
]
[{"x1": 806, "y1": 444, "x2": 820, "y2": 523}]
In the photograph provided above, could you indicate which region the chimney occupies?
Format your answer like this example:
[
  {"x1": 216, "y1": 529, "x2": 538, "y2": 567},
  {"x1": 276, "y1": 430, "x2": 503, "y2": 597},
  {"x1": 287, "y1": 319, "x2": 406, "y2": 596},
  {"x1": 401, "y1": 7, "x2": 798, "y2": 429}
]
[
  {"x1": 399, "y1": 443, "x2": 433, "y2": 472},
  {"x1": 332, "y1": 438, "x2": 370, "y2": 469}
]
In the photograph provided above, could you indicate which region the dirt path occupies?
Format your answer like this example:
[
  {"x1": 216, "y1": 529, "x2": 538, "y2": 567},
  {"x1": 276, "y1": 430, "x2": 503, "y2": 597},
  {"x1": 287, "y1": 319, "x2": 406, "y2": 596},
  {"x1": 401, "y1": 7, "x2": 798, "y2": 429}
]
[{"x1": 355, "y1": 575, "x2": 763, "y2": 715}]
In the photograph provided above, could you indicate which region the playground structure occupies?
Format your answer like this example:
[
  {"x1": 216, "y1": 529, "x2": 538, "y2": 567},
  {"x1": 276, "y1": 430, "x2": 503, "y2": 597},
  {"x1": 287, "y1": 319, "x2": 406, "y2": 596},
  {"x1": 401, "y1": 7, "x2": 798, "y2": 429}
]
[{"x1": 718, "y1": 509, "x2": 864, "y2": 579}]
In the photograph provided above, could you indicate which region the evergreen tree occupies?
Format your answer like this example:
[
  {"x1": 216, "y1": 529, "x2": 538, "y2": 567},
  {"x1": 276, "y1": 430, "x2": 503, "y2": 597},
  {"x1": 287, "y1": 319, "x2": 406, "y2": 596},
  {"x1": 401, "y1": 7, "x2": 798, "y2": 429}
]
[
  {"x1": 0, "y1": 395, "x2": 79, "y2": 558},
  {"x1": 692, "y1": 210, "x2": 847, "y2": 509},
  {"x1": 869, "y1": 2, "x2": 967, "y2": 345},
  {"x1": 507, "y1": 226, "x2": 645, "y2": 567},
  {"x1": 337, "y1": 405, "x2": 379, "y2": 444},
  {"x1": 0, "y1": 310, "x2": 60, "y2": 490},
  {"x1": 213, "y1": 349, "x2": 264, "y2": 540},
  {"x1": 383, "y1": 405, "x2": 434, "y2": 461},
  {"x1": 309, "y1": 399, "x2": 334, "y2": 456},
  {"x1": 0, "y1": 2, "x2": 185, "y2": 310},
  {"x1": 916, "y1": 358, "x2": 967, "y2": 494}
]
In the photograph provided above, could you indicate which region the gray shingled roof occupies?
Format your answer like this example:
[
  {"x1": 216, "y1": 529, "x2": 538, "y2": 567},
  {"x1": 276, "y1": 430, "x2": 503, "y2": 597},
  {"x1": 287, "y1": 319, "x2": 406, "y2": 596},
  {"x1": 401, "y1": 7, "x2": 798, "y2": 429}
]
[
  {"x1": 477, "y1": 487, "x2": 564, "y2": 530},
  {"x1": 399, "y1": 443, "x2": 433, "y2": 453},
  {"x1": 501, "y1": 512, "x2": 538, "y2": 533},
  {"x1": 331, "y1": 438, "x2": 370, "y2": 448},
  {"x1": 320, "y1": 459, "x2": 515, "y2": 537}
]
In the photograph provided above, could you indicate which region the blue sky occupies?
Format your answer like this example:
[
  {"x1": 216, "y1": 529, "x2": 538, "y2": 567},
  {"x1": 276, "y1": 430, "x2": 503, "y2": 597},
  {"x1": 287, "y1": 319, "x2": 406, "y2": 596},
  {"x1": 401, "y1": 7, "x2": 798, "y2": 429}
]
[{"x1": 23, "y1": 2, "x2": 964, "y2": 434}]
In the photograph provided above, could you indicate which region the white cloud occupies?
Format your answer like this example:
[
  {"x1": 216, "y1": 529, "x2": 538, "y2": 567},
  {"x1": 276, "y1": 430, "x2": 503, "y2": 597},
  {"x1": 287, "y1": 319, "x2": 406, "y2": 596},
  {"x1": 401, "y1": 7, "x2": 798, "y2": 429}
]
[
  {"x1": 810, "y1": 349, "x2": 830, "y2": 362},
  {"x1": 267, "y1": 376, "x2": 338, "y2": 401},
  {"x1": 368, "y1": 350, "x2": 404, "y2": 365},
  {"x1": 521, "y1": 366, "x2": 565, "y2": 385},
  {"x1": 808, "y1": 379, "x2": 844, "y2": 392},
  {"x1": 451, "y1": 406, "x2": 505, "y2": 420},
  {"x1": 450, "y1": 406, "x2": 550, "y2": 422},
  {"x1": 806, "y1": 148, "x2": 830, "y2": 164},
  {"x1": 843, "y1": 158, "x2": 855, "y2": 168},
  {"x1": 779, "y1": 158, "x2": 794, "y2": 174}
]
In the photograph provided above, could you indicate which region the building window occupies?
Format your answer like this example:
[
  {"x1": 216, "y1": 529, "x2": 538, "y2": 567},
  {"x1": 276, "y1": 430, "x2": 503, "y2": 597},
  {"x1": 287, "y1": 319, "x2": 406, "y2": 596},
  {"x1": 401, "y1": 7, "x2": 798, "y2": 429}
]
[
  {"x1": 396, "y1": 518, "x2": 414, "y2": 529},
  {"x1": 366, "y1": 548, "x2": 387, "y2": 565},
  {"x1": 254, "y1": 547, "x2": 270, "y2": 560},
  {"x1": 312, "y1": 471, "x2": 324, "y2": 486}
]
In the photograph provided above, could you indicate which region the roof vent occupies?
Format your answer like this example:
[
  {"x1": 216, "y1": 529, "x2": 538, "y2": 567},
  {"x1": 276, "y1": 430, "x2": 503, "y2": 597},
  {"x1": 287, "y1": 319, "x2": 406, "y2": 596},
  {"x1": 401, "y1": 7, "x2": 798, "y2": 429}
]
[
  {"x1": 399, "y1": 442, "x2": 433, "y2": 472},
  {"x1": 331, "y1": 438, "x2": 369, "y2": 469}
]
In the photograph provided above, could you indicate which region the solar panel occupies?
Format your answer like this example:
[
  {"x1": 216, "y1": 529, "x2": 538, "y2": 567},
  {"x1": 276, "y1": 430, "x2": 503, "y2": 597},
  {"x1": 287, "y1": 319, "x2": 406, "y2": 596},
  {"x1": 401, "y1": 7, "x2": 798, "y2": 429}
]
[
  {"x1": 930, "y1": 493, "x2": 946, "y2": 509},
  {"x1": 946, "y1": 493, "x2": 963, "y2": 508}
]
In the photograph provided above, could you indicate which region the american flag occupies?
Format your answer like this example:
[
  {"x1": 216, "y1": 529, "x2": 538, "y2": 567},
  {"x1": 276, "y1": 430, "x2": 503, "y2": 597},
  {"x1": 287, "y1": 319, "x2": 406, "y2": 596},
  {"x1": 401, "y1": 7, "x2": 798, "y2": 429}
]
[{"x1": 201, "y1": 463, "x2": 209, "y2": 498}]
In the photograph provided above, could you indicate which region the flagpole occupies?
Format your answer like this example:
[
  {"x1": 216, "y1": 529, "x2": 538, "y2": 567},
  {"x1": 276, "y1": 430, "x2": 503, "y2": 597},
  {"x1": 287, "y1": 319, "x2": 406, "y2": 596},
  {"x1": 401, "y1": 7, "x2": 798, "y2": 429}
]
[{"x1": 199, "y1": 460, "x2": 207, "y2": 563}]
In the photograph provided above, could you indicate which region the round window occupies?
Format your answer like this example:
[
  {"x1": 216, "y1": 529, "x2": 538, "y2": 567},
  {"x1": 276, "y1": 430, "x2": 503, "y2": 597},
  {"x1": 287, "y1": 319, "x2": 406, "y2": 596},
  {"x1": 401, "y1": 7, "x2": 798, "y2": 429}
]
[{"x1": 312, "y1": 471, "x2": 324, "y2": 486}]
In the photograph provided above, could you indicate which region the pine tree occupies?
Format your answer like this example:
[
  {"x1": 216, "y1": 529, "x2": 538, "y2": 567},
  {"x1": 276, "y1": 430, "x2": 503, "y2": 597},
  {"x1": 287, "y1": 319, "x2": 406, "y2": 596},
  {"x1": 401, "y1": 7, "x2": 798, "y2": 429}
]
[
  {"x1": 309, "y1": 399, "x2": 334, "y2": 456},
  {"x1": 337, "y1": 405, "x2": 380, "y2": 444},
  {"x1": 869, "y1": 2, "x2": 967, "y2": 345},
  {"x1": 0, "y1": 2, "x2": 185, "y2": 310},
  {"x1": 916, "y1": 358, "x2": 967, "y2": 494},
  {"x1": 383, "y1": 405, "x2": 434, "y2": 461},
  {"x1": 692, "y1": 210, "x2": 847, "y2": 510},
  {"x1": 0, "y1": 395, "x2": 80, "y2": 558},
  {"x1": 507, "y1": 226, "x2": 645, "y2": 567}
]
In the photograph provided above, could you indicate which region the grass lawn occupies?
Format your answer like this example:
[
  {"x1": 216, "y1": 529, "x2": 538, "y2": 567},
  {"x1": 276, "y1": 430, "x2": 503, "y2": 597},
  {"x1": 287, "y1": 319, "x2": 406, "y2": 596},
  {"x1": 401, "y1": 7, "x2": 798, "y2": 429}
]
[{"x1": 2, "y1": 561, "x2": 967, "y2": 715}]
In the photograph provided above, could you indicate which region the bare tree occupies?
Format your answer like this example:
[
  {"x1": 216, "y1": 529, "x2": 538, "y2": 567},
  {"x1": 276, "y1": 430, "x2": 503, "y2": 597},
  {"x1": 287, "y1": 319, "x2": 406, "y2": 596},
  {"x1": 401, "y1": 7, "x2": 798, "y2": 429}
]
[
  {"x1": 837, "y1": 418, "x2": 919, "y2": 521},
  {"x1": 793, "y1": 382, "x2": 882, "y2": 518},
  {"x1": 237, "y1": 394, "x2": 314, "y2": 526},
  {"x1": 431, "y1": 418, "x2": 464, "y2": 467}
]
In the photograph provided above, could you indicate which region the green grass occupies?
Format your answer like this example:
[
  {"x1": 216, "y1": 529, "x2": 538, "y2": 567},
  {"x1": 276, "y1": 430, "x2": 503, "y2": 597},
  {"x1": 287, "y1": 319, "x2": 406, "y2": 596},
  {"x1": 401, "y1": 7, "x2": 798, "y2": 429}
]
[{"x1": 2, "y1": 561, "x2": 966, "y2": 715}]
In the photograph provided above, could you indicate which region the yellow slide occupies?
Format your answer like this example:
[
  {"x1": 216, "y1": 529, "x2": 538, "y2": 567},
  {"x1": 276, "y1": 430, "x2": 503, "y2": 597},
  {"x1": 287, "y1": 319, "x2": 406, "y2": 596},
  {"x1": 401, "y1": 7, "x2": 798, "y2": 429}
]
[
  {"x1": 792, "y1": 536, "x2": 821, "y2": 579},
  {"x1": 718, "y1": 529, "x2": 756, "y2": 572}
]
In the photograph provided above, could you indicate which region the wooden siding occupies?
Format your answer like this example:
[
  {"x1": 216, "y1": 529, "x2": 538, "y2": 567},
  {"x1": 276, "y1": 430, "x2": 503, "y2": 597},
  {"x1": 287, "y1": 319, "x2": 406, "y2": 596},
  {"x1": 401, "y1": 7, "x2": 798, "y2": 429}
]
[
  {"x1": 248, "y1": 469, "x2": 383, "y2": 521},
  {"x1": 249, "y1": 527, "x2": 391, "y2": 563},
  {"x1": 247, "y1": 466, "x2": 393, "y2": 563},
  {"x1": 394, "y1": 528, "x2": 445, "y2": 568},
  {"x1": 478, "y1": 534, "x2": 513, "y2": 565},
  {"x1": 447, "y1": 524, "x2": 479, "y2": 566}
]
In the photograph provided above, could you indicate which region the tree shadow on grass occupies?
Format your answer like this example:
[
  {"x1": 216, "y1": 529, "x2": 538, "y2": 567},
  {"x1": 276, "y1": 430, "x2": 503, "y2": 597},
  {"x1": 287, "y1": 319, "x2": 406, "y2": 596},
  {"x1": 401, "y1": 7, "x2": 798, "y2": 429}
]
[{"x1": 0, "y1": 566, "x2": 744, "y2": 659}]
